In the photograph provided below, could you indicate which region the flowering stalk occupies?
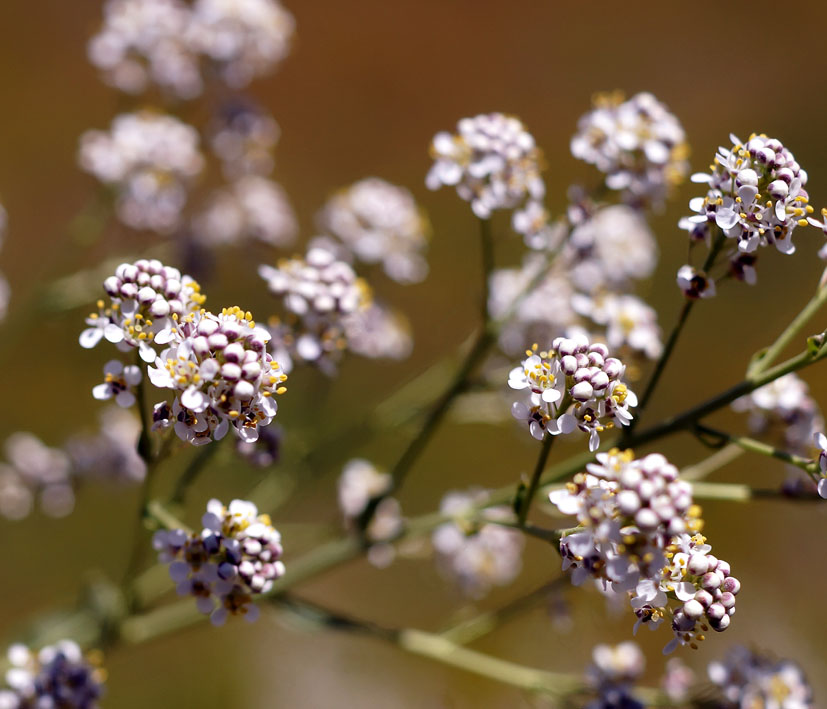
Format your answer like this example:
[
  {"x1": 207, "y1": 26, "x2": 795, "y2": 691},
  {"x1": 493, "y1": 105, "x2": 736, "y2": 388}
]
[
  {"x1": 693, "y1": 422, "x2": 816, "y2": 473},
  {"x1": 747, "y1": 280, "x2": 827, "y2": 377},
  {"x1": 516, "y1": 433, "x2": 555, "y2": 525}
]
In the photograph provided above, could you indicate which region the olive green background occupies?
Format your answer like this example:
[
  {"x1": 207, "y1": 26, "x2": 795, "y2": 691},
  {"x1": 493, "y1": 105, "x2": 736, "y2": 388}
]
[{"x1": 1, "y1": 1, "x2": 826, "y2": 706}]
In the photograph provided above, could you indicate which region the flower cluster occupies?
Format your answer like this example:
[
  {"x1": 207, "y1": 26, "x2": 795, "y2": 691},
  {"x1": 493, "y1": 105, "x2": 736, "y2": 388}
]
[
  {"x1": 573, "y1": 293, "x2": 663, "y2": 361},
  {"x1": 426, "y1": 112, "x2": 546, "y2": 221},
  {"x1": 552, "y1": 451, "x2": 696, "y2": 592},
  {"x1": 88, "y1": 0, "x2": 201, "y2": 98},
  {"x1": 431, "y1": 489, "x2": 523, "y2": 598},
  {"x1": 0, "y1": 640, "x2": 105, "y2": 708},
  {"x1": 708, "y1": 646, "x2": 813, "y2": 708},
  {"x1": 337, "y1": 459, "x2": 403, "y2": 567},
  {"x1": 551, "y1": 451, "x2": 740, "y2": 653},
  {"x1": 147, "y1": 305, "x2": 287, "y2": 444},
  {"x1": 509, "y1": 336, "x2": 637, "y2": 450},
  {"x1": 79, "y1": 112, "x2": 204, "y2": 233},
  {"x1": 193, "y1": 175, "x2": 297, "y2": 248},
  {"x1": 584, "y1": 641, "x2": 645, "y2": 709},
  {"x1": 89, "y1": 0, "x2": 294, "y2": 98},
  {"x1": 0, "y1": 433, "x2": 74, "y2": 520},
  {"x1": 342, "y1": 301, "x2": 413, "y2": 362},
  {"x1": 678, "y1": 133, "x2": 814, "y2": 291},
  {"x1": 318, "y1": 178, "x2": 430, "y2": 284},
  {"x1": 153, "y1": 498, "x2": 285, "y2": 625},
  {"x1": 79, "y1": 258, "x2": 206, "y2": 363},
  {"x1": 259, "y1": 246, "x2": 373, "y2": 373},
  {"x1": 571, "y1": 91, "x2": 689, "y2": 208}
]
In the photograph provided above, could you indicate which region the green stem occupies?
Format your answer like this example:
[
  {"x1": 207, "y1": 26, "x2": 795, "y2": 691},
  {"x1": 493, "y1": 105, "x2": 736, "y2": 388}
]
[
  {"x1": 479, "y1": 218, "x2": 494, "y2": 322},
  {"x1": 516, "y1": 434, "x2": 555, "y2": 526},
  {"x1": 747, "y1": 283, "x2": 827, "y2": 377},
  {"x1": 693, "y1": 423, "x2": 815, "y2": 474}
]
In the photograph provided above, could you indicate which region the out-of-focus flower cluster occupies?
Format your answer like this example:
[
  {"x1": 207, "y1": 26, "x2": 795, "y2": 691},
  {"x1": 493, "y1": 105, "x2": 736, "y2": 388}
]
[
  {"x1": 584, "y1": 641, "x2": 645, "y2": 709},
  {"x1": 337, "y1": 459, "x2": 403, "y2": 567},
  {"x1": 153, "y1": 498, "x2": 285, "y2": 625},
  {"x1": 708, "y1": 645, "x2": 813, "y2": 708},
  {"x1": 0, "y1": 640, "x2": 105, "y2": 708},
  {"x1": 89, "y1": 0, "x2": 295, "y2": 98},
  {"x1": 678, "y1": 133, "x2": 814, "y2": 294},
  {"x1": 259, "y1": 245, "x2": 376, "y2": 373},
  {"x1": 426, "y1": 112, "x2": 546, "y2": 223},
  {"x1": 79, "y1": 112, "x2": 204, "y2": 234},
  {"x1": 550, "y1": 450, "x2": 740, "y2": 653},
  {"x1": 509, "y1": 335, "x2": 637, "y2": 450},
  {"x1": 318, "y1": 178, "x2": 430, "y2": 284},
  {"x1": 571, "y1": 91, "x2": 689, "y2": 209},
  {"x1": 0, "y1": 410, "x2": 146, "y2": 522},
  {"x1": 431, "y1": 489, "x2": 523, "y2": 598}
]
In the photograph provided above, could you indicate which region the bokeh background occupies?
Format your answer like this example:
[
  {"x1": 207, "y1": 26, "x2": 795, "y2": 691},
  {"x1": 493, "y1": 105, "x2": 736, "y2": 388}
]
[{"x1": 1, "y1": 0, "x2": 826, "y2": 706}]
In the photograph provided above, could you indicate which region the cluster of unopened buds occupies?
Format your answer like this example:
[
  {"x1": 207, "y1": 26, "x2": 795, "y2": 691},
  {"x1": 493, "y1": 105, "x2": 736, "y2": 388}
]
[
  {"x1": 509, "y1": 335, "x2": 637, "y2": 450},
  {"x1": 426, "y1": 112, "x2": 547, "y2": 233},
  {"x1": 678, "y1": 133, "x2": 815, "y2": 294},
  {"x1": 153, "y1": 499, "x2": 285, "y2": 625},
  {"x1": 259, "y1": 246, "x2": 372, "y2": 372},
  {"x1": 0, "y1": 640, "x2": 105, "y2": 707}
]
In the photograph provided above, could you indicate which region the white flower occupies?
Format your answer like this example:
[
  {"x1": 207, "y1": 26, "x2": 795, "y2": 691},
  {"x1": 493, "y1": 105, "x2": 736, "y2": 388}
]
[
  {"x1": 676, "y1": 264, "x2": 716, "y2": 299},
  {"x1": 337, "y1": 459, "x2": 392, "y2": 520},
  {"x1": 78, "y1": 111, "x2": 204, "y2": 233},
  {"x1": 571, "y1": 91, "x2": 689, "y2": 209},
  {"x1": 319, "y1": 178, "x2": 430, "y2": 284},
  {"x1": 426, "y1": 113, "x2": 545, "y2": 219},
  {"x1": 573, "y1": 293, "x2": 662, "y2": 360},
  {"x1": 92, "y1": 359, "x2": 142, "y2": 407}
]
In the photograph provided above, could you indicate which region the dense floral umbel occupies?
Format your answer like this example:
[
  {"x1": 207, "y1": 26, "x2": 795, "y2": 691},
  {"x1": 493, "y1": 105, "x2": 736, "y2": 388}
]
[
  {"x1": 148, "y1": 306, "x2": 287, "y2": 444},
  {"x1": 509, "y1": 335, "x2": 637, "y2": 451},
  {"x1": 188, "y1": 0, "x2": 295, "y2": 88},
  {"x1": 584, "y1": 641, "x2": 645, "y2": 709},
  {"x1": 153, "y1": 499, "x2": 285, "y2": 625},
  {"x1": 0, "y1": 640, "x2": 105, "y2": 708},
  {"x1": 78, "y1": 112, "x2": 204, "y2": 233},
  {"x1": 571, "y1": 91, "x2": 689, "y2": 209},
  {"x1": 551, "y1": 451, "x2": 696, "y2": 592},
  {"x1": 432, "y1": 489, "x2": 523, "y2": 598},
  {"x1": 80, "y1": 259, "x2": 206, "y2": 363},
  {"x1": 708, "y1": 646, "x2": 813, "y2": 708},
  {"x1": 426, "y1": 112, "x2": 546, "y2": 220},
  {"x1": 89, "y1": 0, "x2": 201, "y2": 98},
  {"x1": 319, "y1": 178, "x2": 430, "y2": 284},
  {"x1": 550, "y1": 451, "x2": 740, "y2": 653},
  {"x1": 259, "y1": 246, "x2": 372, "y2": 373},
  {"x1": 680, "y1": 133, "x2": 813, "y2": 287}
]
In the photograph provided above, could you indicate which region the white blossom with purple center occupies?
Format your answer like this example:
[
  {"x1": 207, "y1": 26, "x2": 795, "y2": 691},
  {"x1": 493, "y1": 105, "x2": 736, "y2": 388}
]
[{"x1": 92, "y1": 359, "x2": 142, "y2": 407}]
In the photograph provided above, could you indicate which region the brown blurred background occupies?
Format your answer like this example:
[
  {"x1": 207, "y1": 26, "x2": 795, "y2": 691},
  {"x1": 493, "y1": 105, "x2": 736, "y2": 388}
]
[{"x1": 1, "y1": 0, "x2": 827, "y2": 706}]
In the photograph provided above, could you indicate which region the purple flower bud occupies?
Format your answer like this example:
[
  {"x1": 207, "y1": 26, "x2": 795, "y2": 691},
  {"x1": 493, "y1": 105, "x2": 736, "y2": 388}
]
[
  {"x1": 701, "y1": 572, "x2": 721, "y2": 591},
  {"x1": 571, "y1": 381, "x2": 594, "y2": 401},
  {"x1": 722, "y1": 577, "x2": 740, "y2": 595}
]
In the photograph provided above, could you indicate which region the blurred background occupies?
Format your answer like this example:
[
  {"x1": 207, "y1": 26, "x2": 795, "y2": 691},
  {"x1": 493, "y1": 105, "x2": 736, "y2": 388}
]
[{"x1": 1, "y1": 0, "x2": 826, "y2": 706}]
